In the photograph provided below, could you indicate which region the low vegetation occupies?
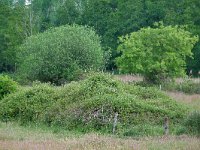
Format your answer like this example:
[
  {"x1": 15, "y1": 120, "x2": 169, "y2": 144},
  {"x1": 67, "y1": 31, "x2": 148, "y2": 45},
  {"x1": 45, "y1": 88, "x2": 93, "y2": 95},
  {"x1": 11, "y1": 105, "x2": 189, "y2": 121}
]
[
  {"x1": 0, "y1": 75, "x2": 18, "y2": 100},
  {"x1": 0, "y1": 73, "x2": 191, "y2": 136},
  {"x1": 0, "y1": 122, "x2": 200, "y2": 150},
  {"x1": 162, "y1": 79, "x2": 200, "y2": 94},
  {"x1": 184, "y1": 111, "x2": 200, "y2": 136}
]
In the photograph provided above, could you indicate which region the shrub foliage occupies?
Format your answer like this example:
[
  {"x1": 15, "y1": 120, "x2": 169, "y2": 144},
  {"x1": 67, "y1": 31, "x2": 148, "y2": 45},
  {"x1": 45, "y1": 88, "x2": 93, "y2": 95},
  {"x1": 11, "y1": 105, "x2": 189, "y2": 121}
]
[
  {"x1": 184, "y1": 111, "x2": 200, "y2": 136},
  {"x1": 116, "y1": 23, "x2": 198, "y2": 83},
  {"x1": 18, "y1": 24, "x2": 104, "y2": 84},
  {"x1": 0, "y1": 73, "x2": 188, "y2": 135},
  {"x1": 0, "y1": 75, "x2": 18, "y2": 100}
]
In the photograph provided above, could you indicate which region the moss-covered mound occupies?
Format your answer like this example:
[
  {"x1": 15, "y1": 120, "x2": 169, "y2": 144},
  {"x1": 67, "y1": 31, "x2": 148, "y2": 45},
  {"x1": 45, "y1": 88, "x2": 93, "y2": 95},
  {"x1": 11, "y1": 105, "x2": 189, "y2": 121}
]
[{"x1": 0, "y1": 73, "x2": 188, "y2": 135}]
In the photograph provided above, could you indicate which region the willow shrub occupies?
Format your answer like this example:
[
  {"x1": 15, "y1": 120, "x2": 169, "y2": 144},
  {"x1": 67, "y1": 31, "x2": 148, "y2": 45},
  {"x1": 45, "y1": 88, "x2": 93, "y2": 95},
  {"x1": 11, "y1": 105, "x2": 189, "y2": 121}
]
[{"x1": 17, "y1": 25, "x2": 104, "y2": 84}]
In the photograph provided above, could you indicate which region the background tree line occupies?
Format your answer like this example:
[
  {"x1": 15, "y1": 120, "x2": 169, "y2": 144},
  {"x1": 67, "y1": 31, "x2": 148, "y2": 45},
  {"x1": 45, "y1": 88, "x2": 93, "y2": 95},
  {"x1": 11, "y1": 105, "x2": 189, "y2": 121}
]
[{"x1": 1, "y1": 0, "x2": 200, "y2": 75}]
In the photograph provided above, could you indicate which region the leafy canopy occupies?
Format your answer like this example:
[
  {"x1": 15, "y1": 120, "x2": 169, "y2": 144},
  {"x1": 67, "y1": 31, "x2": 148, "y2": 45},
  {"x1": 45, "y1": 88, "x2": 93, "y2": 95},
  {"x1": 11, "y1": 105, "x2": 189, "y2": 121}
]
[
  {"x1": 116, "y1": 23, "x2": 198, "y2": 83},
  {"x1": 0, "y1": 2, "x2": 25, "y2": 72},
  {"x1": 18, "y1": 24, "x2": 104, "y2": 84}
]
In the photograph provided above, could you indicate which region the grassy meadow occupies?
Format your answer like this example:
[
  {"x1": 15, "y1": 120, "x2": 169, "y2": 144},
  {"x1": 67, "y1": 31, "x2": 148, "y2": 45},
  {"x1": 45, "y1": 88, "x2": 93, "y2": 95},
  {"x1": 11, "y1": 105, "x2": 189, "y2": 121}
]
[
  {"x1": 0, "y1": 74, "x2": 200, "y2": 150},
  {"x1": 0, "y1": 122, "x2": 199, "y2": 150}
]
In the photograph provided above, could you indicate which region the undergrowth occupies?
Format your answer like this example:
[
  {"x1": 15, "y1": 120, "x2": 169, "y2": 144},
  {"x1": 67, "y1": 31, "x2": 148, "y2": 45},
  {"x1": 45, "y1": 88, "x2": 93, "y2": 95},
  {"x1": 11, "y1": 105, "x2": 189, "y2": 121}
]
[
  {"x1": 184, "y1": 111, "x2": 200, "y2": 136},
  {"x1": 0, "y1": 75, "x2": 18, "y2": 100},
  {"x1": 162, "y1": 79, "x2": 200, "y2": 94},
  {"x1": 0, "y1": 73, "x2": 189, "y2": 136}
]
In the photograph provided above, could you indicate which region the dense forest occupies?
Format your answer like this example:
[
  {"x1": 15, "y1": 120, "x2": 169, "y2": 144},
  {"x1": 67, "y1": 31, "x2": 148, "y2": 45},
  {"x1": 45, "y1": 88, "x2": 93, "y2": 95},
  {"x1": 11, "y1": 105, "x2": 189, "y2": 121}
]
[{"x1": 1, "y1": 0, "x2": 200, "y2": 76}]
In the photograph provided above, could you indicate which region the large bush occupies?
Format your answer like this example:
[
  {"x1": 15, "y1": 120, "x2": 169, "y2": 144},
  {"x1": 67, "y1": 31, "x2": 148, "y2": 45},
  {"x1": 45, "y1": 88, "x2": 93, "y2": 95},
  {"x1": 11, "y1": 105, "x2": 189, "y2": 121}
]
[
  {"x1": 0, "y1": 73, "x2": 188, "y2": 135},
  {"x1": 0, "y1": 75, "x2": 18, "y2": 100},
  {"x1": 116, "y1": 23, "x2": 198, "y2": 83},
  {"x1": 0, "y1": 82, "x2": 59, "y2": 123},
  {"x1": 17, "y1": 24, "x2": 104, "y2": 84}
]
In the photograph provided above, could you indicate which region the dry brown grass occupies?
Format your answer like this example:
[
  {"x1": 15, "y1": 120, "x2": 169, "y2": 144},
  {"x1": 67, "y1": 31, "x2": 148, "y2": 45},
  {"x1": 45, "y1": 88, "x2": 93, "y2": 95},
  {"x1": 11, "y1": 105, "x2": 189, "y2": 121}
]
[
  {"x1": 116, "y1": 75, "x2": 200, "y2": 110},
  {"x1": 175, "y1": 77, "x2": 200, "y2": 84},
  {"x1": 166, "y1": 91, "x2": 200, "y2": 110},
  {"x1": 0, "y1": 122, "x2": 199, "y2": 150},
  {"x1": 116, "y1": 75, "x2": 200, "y2": 84},
  {"x1": 0, "y1": 134, "x2": 200, "y2": 150},
  {"x1": 115, "y1": 74, "x2": 143, "y2": 83}
]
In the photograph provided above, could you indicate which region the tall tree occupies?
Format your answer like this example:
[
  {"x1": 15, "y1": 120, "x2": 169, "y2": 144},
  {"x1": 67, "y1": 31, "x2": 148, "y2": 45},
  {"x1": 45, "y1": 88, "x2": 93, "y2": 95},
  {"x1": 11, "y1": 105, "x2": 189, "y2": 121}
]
[
  {"x1": 116, "y1": 24, "x2": 198, "y2": 83},
  {"x1": 76, "y1": 0, "x2": 167, "y2": 69},
  {"x1": 1, "y1": 0, "x2": 200, "y2": 73},
  {"x1": 55, "y1": 0, "x2": 82, "y2": 26},
  {"x1": 0, "y1": 2, "x2": 25, "y2": 72},
  {"x1": 163, "y1": 0, "x2": 200, "y2": 75}
]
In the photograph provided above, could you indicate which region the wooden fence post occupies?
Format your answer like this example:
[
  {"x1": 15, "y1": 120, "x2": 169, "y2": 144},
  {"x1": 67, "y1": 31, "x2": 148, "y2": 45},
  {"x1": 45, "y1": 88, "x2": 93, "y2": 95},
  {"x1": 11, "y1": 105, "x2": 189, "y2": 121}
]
[
  {"x1": 164, "y1": 117, "x2": 169, "y2": 135},
  {"x1": 113, "y1": 112, "x2": 118, "y2": 134}
]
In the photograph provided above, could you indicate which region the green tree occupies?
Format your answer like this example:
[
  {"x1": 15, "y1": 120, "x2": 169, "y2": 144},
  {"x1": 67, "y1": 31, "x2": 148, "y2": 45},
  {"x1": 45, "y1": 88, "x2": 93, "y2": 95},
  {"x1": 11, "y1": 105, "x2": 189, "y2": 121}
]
[
  {"x1": 1, "y1": 0, "x2": 200, "y2": 73},
  {"x1": 30, "y1": 0, "x2": 58, "y2": 32},
  {"x1": 18, "y1": 24, "x2": 104, "y2": 84},
  {"x1": 42, "y1": 0, "x2": 171, "y2": 69},
  {"x1": 76, "y1": 0, "x2": 167, "y2": 69},
  {"x1": 55, "y1": 0, "x2": 81, "y2": 26},
  {"x1": 163, "y1": 0, "x2": 200, "y2": 75},
  {"x1": 116, "y1": 24, "x2": 198, "y2": 83},
  {"x1": 78, "y1": 0, "x2": 146, "y2": 69},
  {"x1": 0, "y1": 2, "x2": 25, "y2": 72}
]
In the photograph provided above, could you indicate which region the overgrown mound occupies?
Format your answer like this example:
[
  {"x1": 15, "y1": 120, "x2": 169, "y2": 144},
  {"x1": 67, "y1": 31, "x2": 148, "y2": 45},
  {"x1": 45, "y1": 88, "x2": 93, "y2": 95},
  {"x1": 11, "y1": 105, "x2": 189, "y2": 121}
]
[
  {"x1": 0, "y1": 82, "x2": 60, "y2": 123},
  {"x1": 0, "y1": 73, "x2": 188, "y2": 135}
]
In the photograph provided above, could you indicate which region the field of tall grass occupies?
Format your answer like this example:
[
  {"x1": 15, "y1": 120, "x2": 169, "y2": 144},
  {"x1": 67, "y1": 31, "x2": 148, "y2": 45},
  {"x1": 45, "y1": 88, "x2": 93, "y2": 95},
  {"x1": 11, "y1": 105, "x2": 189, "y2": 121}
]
[{"x1": 0, "y1": 122, "x2": 199, "y2": 150}]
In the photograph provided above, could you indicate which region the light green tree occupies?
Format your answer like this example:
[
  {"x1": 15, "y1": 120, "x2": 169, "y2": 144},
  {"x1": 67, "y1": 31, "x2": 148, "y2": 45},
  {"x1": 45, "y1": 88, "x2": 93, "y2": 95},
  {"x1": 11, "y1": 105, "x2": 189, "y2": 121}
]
[{"x1": 116, "y1": 23, "x2": 198, "y2": 83}]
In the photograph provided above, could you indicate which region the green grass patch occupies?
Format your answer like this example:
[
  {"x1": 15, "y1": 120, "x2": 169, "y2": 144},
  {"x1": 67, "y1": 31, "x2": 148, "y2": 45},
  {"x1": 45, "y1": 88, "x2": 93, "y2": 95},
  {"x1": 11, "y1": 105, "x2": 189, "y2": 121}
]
[{"x1": 0, "y1": 121, "x2": 83, "y2": 141}]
